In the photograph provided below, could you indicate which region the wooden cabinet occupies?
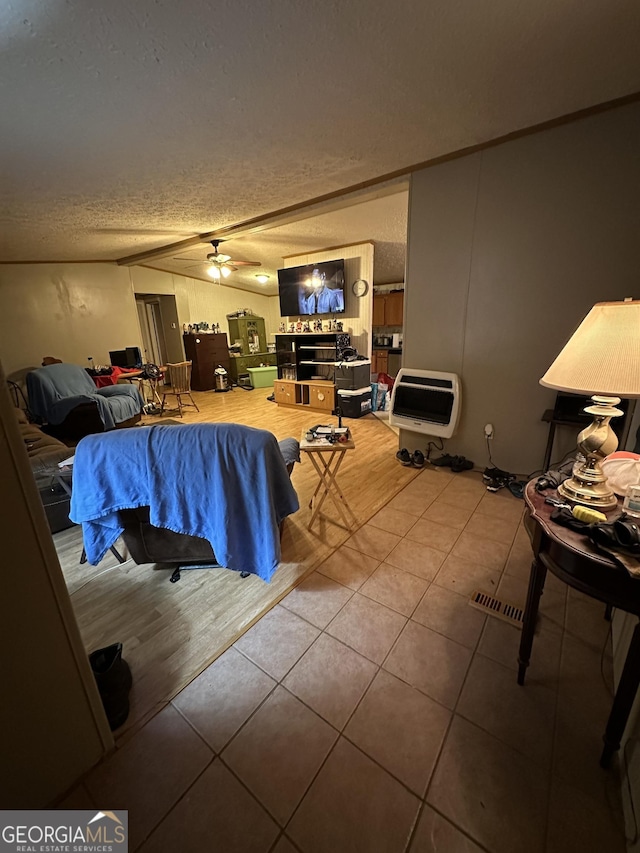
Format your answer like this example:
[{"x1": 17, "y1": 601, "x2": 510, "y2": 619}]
[
  {"x1": 307, "y1": 382, "x2": 335, "y2": 412},
  {"x1": 372, "y1": 350, "x2": 389, "y2": 375},
  {"x1": 274, "y1": 380, "x2": 298, "y2": 406},
  {"x1": 183, "y1": 333, "x2": 229, "y2": 391},
  {"x1": 372, "y1": 291, "x2": 404, "y2": 327},
  {"x1": 372, "y1": 296, "x2": 386, "y2": 326},
  {"x1": 228, "y1": 352, "x2": 276, "y2": 383},
  {"x1": 228, "y1": 316, "x2": 267, "y2": 354},
  {"x1": 273, "y1": 379, "x2": 335, "y2": 413}
]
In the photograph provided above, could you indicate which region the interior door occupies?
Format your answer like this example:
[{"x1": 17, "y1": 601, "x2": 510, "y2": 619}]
[{"x1": 136, "y1": 299, "x2": 166, "y2": 366}]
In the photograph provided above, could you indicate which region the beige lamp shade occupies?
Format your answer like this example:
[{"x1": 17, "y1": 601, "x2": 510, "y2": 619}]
[{"x1": 540, "y1": 300, "x2": 640, "y2": 398}]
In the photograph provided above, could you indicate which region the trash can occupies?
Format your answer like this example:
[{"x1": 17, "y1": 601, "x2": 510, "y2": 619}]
[{"x1": 214, "y1": 365, "x2": 230, "y2": 392}]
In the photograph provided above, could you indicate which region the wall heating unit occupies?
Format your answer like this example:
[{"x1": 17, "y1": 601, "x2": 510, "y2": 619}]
[{"x1": 389, "y1": 368, "x2": 461, "y2": 438}]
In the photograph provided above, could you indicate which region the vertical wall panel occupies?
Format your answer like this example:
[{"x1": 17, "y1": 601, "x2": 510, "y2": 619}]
[{"x1": 403, "y1": 102, "x2": 640, "y2": 474}]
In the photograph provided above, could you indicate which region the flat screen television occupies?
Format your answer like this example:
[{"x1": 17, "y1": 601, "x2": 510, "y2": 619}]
[{"x1": 278, "y1": 259, "x2": 346, "y2": 316}]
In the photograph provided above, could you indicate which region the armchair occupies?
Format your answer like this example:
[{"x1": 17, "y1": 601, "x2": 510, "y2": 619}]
[
  {"x1": 27, "y1": 363, "x2": 144, "y2": 440},
  {"x1": 70, "y1": 424, "x2": 300, "y2": 581}
]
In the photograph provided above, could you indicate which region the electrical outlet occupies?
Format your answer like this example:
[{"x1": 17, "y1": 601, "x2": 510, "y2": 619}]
[{"x1": 484, "y1": 423, "x2": 494, "y2": 439}]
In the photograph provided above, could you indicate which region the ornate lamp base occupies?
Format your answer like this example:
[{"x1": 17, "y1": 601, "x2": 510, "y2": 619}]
[{"x1": 556, "y1": 396, "x2": 623, "y2": 512}]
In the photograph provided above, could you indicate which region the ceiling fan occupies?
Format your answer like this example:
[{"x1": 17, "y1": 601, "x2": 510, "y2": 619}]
[{"x1": 173, "y1": 239, "x2": 261, "y2": 280}]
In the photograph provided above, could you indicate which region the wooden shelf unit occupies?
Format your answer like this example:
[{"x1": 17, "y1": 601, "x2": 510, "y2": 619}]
[
  {"x1": 273, "y1": 378, "x2": 335, "y2": 413},
  {"x1": 275, "y1": 332, "x2": 349, "y2": 413}
]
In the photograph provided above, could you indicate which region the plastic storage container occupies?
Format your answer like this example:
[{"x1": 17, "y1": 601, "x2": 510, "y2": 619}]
[
  {"x1": 335, "y1": 361, "x2": 371, "y2": 391},
  {"x1": 337, "y1": 387, "x2": 372, "y2": 419},
  {"x1": 247, "y1": 366, "x2": 278, "y2": 388}
]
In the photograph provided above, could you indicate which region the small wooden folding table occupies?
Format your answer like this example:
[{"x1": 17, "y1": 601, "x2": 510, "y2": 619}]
[{"x1": 300, "y1": 431, "x2": 356, "y2": 530}]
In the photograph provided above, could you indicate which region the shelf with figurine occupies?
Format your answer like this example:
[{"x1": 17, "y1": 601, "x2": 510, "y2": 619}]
[{"x1": 277, "y1": 317, "x2": 345, "y2": 335}]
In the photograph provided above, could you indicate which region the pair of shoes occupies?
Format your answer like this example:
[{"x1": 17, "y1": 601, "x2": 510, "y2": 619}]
[
  {"x1": 396, "y1": 448, "x2": 425, "y2": 468},
  {"x1": 431, "y1": 454, "x2": 455, "y2": 467},
  {"x1": 483, "y1": 466, "x2": 515, "y2": 483},
  {"x1": 450, "y1": 455, "x2": 473, "y2": 473},
  {"x1": 483, "y1": 466, "x2": 516, "y2": 492}
]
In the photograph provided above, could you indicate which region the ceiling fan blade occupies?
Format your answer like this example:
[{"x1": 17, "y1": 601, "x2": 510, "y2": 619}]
[
  {"x1": 224, "y1": 264, "x2": 238, "y2": 272},
  {"x1": 172, "y1": 257, "x2": 208, "y2": 262},
  {"x1": 229, "y1": 260, "x2": 261, "y2": 267}
]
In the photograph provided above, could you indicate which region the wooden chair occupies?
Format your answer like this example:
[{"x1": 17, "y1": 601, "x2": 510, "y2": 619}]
[{"x1": 160, "y1": 361, "x2": 199, "y2": 417}]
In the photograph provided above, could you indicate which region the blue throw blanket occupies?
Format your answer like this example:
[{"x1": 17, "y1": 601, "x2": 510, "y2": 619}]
[
  {"x1": 70, "y1": 423, "x2": 300, "y2": 581},
  {"x1": 27, "y1": 363, "x2": 143, "y2": 428}
]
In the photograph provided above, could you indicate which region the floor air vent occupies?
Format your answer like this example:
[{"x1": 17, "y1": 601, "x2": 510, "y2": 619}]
[{"x1": 469, "y1": 590, "x2": 524, "y2": 627}]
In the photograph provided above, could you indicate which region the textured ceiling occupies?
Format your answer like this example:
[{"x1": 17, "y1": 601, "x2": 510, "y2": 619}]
[
  {"x1": 147, "y1": 186, "x2": 409, "y2": 295},
  {"x1": 1, "y1": 0, "x2": 639, "y2": 285}
]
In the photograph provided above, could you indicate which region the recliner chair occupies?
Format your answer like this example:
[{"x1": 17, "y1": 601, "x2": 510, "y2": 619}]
[{"x1": 27, "y1": 362, "x2": 144, "y2": 440}]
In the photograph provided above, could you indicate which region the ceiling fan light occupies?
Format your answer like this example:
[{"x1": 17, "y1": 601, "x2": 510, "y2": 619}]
[
  {"x1": 255, "y1": 274, "x2": 269, "y2": 284},
  {"x1": 208, "y1": 266, "x2": 221, "y2": 280},
  {"x1": 221, "y1": 266, "x2": 232, "y2": 278}
]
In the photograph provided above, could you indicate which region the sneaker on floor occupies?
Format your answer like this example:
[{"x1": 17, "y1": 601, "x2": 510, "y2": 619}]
[
  {"x1": 431, "y1": 454, "x2": 454, "y2": 467},
  {"x1": 451, "y1": 455, "x2": 474, "y2": 473},
  {"x1": 483, "y1": 466, "x2": 515, "y2": 483},
  {"x1": 396, "y1": 448, "x2": 413, "y2": 466},
  {"x1": 412, "y1": 450, "x2": 425, "y2": 468}
]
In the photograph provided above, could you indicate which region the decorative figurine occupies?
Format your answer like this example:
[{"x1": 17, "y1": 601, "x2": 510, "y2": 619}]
[
  {"x1": 336, "y1": 320, "x2": 343, "y2": 332},
  {"x1": 303, "y1": 320, "x2": 311, "y2": 333},
  {"x1": 288, "y1": 322, "x2": 295, "y2": 333},
  {"x1": 279, "y1": 322, "x2": 286, "y2": 333},
  {"x1": 296, "y1": 319, "x2": 303, "y2": 333}
]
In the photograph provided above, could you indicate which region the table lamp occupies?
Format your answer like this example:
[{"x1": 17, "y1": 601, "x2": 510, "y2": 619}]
[{"x1": 540, "y1": 299, "x2": 640, "y2": 511}]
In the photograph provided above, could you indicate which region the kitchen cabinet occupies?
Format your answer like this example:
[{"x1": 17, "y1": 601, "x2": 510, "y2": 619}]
[
  {"x1": 373, "y1": 291, "x2": 404, "y2": 327},
  {"x1": 372, "y1": 350, "x2": 389, "y2": 375}
]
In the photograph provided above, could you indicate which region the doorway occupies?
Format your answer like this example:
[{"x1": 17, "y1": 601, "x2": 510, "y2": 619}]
[{"x1": 135, "y1": 295, "x2": 183, "y2": 367}]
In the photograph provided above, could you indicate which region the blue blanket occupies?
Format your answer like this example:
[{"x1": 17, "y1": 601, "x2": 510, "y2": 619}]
[
  {"x1": 27, "y1": 363, "x2": 142, "y2": 428},
  {"x1": 70, "y1": 423, "x2": 300, "y2": 581}
]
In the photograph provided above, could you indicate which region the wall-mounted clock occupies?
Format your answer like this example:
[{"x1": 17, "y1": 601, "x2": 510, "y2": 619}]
[{"x1": 352, "y1": 279, "x2": 369, "y2": 297}]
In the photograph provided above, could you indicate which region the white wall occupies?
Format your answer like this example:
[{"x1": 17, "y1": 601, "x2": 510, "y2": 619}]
[
  {"x1": 403, "y1": 102, "x2": 640, "y2": 475},
  {"x1": 0, "y1": 263, "x2": 280, "y2": 379},
  {"x1": 283, "y1": 243, "x2": 375, "y2": 357},
  {"x1": 0, "y1": 363, "x2": 112, "y2": 806},
  {"x1": 0, "y1": 263, "x2": 140, "y2": 379}
]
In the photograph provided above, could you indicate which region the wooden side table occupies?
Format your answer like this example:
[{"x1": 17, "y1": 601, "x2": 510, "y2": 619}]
[
  {"x1": 300, "y1": 431, "x2": 356, "y2": 529},
  {"x1": 520, "y1": 481, "x2": 640, "y2": 767}
]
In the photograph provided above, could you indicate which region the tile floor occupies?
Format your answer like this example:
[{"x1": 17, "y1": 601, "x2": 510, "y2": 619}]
[{"x1": 66, "y1": 467, "x2": 629, "y2": 852}]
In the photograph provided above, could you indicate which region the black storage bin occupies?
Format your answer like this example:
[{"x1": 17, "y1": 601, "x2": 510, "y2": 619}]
[
  {"x1": 337, "y1": 387, "x2": 372, "y2": 419},
  {"x1": 39, "y1": 481, "x2": 73, "y2": 534},
  {"x1": 335, "y1": 361, "x2": 371, "y2": 391}
]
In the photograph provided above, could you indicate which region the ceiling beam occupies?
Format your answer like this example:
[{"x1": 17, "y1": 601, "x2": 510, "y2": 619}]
[{"x1": 116, "y1": 90, "x2": 640, "y2": 268}]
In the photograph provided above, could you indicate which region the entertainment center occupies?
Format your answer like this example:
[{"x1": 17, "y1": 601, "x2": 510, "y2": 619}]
[
  {"x1": 273, "y1": 254, "x2": 371, "y2": 414},
  {"x1": 274, "y1": 333, "x2": 347, "y2": 413}
]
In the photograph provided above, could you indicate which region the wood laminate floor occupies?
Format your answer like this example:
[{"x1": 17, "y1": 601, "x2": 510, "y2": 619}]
[{"x1": 54, "y1": 387, "x2": 416, "y2": 739}]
